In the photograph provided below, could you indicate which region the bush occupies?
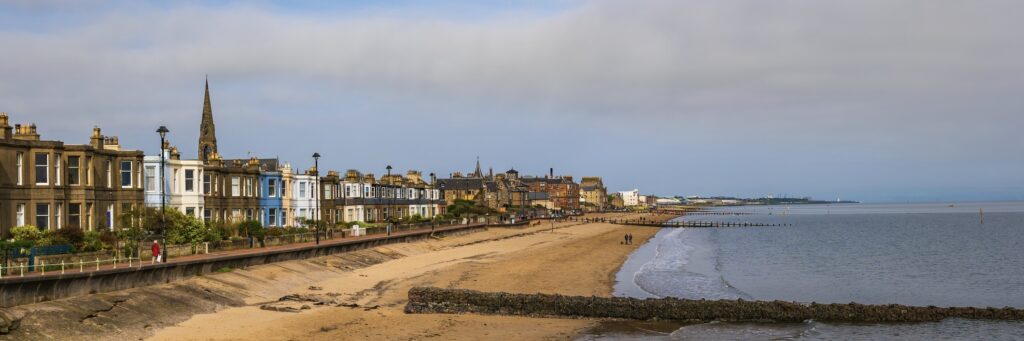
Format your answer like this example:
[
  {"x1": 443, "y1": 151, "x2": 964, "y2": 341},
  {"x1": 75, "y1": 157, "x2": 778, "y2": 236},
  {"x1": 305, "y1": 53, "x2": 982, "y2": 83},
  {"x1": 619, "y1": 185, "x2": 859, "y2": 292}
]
[
  {"x1": 11, "y1": 225, "x2": 43, "y2": 242},
  {"x1": 81, "y1": 231, "x2": 105, "y2": 252}
]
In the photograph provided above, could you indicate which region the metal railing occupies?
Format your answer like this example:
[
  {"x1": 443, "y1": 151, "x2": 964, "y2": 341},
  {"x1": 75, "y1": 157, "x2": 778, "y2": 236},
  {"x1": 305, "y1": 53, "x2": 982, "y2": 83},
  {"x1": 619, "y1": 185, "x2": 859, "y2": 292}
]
[{"x1": 0, "y1": 255, "x2": 143, "y2": 279}]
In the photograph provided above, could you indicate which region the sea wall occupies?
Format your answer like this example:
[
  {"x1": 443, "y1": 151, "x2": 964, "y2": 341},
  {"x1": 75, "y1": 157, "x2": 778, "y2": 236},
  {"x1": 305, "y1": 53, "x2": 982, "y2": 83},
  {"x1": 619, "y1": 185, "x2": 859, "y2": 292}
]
[
  {"x1": 404, "y1": 287, "x2": 1024, "y2": 323},
  {"x1": 0, "y1": 225, "x2": 486, "y2": 308}
]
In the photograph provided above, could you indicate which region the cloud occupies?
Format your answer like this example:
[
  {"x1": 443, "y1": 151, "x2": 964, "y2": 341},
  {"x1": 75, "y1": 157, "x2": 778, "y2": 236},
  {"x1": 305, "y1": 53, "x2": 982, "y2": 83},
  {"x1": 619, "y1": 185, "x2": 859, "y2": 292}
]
[{"x1": 1, "y1": 0, "x2": 1022, "y2": 201}]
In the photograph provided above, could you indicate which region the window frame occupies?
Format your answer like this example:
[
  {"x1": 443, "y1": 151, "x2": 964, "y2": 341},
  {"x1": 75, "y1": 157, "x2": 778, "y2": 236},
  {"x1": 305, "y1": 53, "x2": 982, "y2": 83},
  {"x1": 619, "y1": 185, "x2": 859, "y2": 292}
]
[
  {"x1": 120, "y1": 160, "x2": 133, "y2": 188},
  {"x1": 68, "y1": 156, "x2": 80, "y2": 186},
  {"x1": 35, "y1": 152, "x2": 49, "y2": 185},
  {"x1": 36, "y1": 203, "x2": 49, "y2": 229}
]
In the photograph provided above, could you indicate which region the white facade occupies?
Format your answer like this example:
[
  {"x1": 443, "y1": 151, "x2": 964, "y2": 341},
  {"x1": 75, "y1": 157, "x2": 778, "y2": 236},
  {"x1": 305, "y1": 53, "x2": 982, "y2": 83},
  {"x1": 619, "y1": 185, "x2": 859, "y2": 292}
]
[
  {"x1": 290, "y1": 173, "x2": 317, "y2": 226},
  {"x1": 144, "y1": 153, "x2": 204, "y2": 218},
  {"x1": 619, "y1": 189, "x2": 640, "y2": 207}
]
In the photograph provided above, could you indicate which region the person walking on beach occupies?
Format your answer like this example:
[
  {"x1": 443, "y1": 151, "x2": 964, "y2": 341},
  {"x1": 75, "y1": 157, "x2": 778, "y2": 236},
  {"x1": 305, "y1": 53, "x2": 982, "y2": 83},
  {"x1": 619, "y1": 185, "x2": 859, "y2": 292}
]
[
  {"x1": 627, "y1": 233, "x2": 633, "y2": 244},
  {"x1": 151, "y1": 240, "x2": 161, "y2": 264},
  {"x1": 624, "y1": 233, "x2": 629, "y2": 245}
]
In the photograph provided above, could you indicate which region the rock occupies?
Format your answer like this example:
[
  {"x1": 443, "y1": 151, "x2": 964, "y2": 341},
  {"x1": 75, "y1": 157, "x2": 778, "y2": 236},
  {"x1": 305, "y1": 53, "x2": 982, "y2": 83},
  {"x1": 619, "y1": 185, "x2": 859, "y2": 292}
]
[{"x1": 0, "y1": 309, "x2": 25, "y2": 334}]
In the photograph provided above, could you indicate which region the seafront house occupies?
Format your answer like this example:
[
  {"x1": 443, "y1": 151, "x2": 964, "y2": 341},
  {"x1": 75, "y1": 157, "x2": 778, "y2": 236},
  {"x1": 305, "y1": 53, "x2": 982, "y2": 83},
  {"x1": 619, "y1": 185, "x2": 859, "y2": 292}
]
[
  {"x1": 0, "y1": 113, "x2": 145, "y2": 235},
  {"x1": 334, "y1": 169, "x2": 443, "y2": 224},
  {"x1": 520, "y1": 172, "x2": 581, "y2": 213},
  {"x1": 619, "y1": 189, "x2": 641, "y2": 207},
  {"x1": 290, "y1": 169, "x2": 317, "y2": 226},
  {"x1": 259, "y1": 165, "x2": 283, "y2": 227},
  {"x1": 143, "y1": 145, "x2": 205, "y2": 219},
  {"x1": 579, "y1": 176, "x2": 608, "y2": 211}
]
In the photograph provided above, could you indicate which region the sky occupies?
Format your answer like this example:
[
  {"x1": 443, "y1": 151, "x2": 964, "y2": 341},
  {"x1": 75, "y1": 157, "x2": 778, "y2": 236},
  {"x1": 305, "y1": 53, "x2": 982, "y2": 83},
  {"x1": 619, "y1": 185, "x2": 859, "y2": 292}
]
[{"x1": 1, "y1": 0, "x2": 1022, "y2": 203}]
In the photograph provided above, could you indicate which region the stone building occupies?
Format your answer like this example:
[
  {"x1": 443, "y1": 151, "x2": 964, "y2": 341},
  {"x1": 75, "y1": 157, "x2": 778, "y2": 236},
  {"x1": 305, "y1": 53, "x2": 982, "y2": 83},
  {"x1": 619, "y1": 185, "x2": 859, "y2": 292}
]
[
  {"x1": 330, "y1": 169, "x2": 442, "y2": 224},
  {"x1": 579, "y1": 176, "x2": 608, "y2": 211},
  {"x1": 0, "y1": 113, "x2": 145, "y2": 235},
  {"x1": 436, "y1": 159, "x2": 529, "y2": 214},
  {"x1": 520, "y1": 173, "x2": 581, "y2": 213}
]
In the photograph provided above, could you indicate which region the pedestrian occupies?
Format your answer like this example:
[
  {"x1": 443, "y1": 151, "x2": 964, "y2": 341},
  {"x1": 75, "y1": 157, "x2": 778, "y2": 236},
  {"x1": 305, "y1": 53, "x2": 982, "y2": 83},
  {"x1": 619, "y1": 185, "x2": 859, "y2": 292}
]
[
  {"x1": 151, "y1": 240, "x2": 161, "y2": 264},
  {"x1": 627, "y1": 233, "x2": 633, "y2": 244},
  {"x1": 624, "y1": 233, "x2": 629, "y2": 245}
]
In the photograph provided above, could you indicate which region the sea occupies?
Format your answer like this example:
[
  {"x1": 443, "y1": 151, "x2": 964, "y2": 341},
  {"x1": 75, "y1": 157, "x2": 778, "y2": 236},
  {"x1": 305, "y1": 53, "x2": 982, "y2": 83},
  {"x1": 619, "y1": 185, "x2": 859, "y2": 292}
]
[{"x1": 583, "y1": 201, "x2": 1024, "y2": 340}]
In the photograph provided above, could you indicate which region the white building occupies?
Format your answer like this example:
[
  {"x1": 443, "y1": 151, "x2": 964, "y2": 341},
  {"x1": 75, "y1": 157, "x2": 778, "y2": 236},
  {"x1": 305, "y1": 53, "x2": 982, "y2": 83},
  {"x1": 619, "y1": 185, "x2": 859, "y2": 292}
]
[
  {"x1": 289, "y1": 171, "x2": 318, "y2": 226},
  {"x1": 143, "y1": 147, "x2": 205, "y2": 218},
  {"x1": 619, "y1": 189, "x2": 640, "y2": 207}
]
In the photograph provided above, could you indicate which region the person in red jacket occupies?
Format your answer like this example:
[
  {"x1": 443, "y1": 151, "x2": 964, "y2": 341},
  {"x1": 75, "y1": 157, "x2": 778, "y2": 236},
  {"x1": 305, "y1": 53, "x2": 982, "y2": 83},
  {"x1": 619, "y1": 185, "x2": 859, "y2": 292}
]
[{"x1": 151, "y1": 240, "x2": 161, "y2": 264}]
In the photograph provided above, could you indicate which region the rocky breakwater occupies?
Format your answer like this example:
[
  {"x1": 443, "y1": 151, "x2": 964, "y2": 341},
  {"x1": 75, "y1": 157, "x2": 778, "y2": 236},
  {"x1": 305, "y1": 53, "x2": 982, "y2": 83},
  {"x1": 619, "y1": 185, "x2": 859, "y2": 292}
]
[{"x1": 404, "y1": 287, "x2": 1024, "y2": 323}]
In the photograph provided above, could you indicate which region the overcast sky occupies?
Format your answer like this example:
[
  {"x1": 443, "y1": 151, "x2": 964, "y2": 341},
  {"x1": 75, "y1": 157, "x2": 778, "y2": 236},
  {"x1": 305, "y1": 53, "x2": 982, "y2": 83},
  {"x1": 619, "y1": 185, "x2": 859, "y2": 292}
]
[{"x1": 1, "y1": 0, "x2": 1022, "y2": 202}]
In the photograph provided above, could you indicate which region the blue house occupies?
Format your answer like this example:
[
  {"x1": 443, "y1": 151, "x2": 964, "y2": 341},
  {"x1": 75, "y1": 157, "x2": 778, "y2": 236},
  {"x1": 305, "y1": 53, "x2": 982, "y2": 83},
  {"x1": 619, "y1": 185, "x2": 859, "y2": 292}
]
[{"x1": 259, "y1": 169, "x2": 284, "y2": 227}]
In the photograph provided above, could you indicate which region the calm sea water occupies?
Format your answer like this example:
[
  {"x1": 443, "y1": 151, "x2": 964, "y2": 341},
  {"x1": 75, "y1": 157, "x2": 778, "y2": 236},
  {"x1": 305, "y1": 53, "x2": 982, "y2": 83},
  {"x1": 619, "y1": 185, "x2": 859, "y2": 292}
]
[{"x1": 586, "y1": 202, "x2": 1024, "y2": 340}]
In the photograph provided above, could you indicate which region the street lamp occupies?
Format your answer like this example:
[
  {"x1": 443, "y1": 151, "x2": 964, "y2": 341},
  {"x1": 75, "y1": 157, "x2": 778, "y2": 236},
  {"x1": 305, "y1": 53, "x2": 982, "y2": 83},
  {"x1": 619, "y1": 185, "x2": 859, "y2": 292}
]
[
  {"x1": 385, "y1": 164, "x2": 392, "y2": 236},
  {"x1": 156, "y1": 126, "x2": 169, "y2": 263},
  {"x1": 312, "y1": 152, "x2": 320, "y2": 245}
]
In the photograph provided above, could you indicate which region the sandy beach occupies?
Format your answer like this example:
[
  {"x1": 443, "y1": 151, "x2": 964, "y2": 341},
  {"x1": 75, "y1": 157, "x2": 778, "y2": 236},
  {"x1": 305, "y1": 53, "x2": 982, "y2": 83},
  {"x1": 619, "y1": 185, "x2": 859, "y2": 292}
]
[{"x1": 147, "y1": 212, "x2": 673, "y2": 340}]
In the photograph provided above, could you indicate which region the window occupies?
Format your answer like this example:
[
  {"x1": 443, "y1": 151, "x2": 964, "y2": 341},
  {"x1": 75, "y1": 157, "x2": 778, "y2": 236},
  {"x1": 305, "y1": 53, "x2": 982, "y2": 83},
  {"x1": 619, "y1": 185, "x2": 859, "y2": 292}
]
[
  {"x1": 55, "y1": 154, "x2": 62, "y2": 186},
  {"x1": 231, "y1": 177, "x2": 240, "y2": 196},
  {"x1": 231, "y1": 209, "x2": 241, "y2": 221},
  {"x1": 120, "y1": 161, "x2": 132, "y2": 188},
  {"x1": 68, "y1": 156, "x2": 80, "y2": 186},
  {"x1": 203, "y1": 174, "x2": 211, "y2": 194},
  {"x1": 56, "y1": 203, "x2": 63, "y2": 229},
  {"x1": 325, "y1": 184, "x2": 333, "y2": 200},
  {"x1": 16, "y1": 204, "x2": 25, "y2": 226},
  {"x1": 245, "y1": 178, "x2": 252, "y2": 197},
  {"x1": 86, "y1": 156, "x2": 93, "y2": 185},
  {"x1": 145, "y1": 166, "x2": 156, "y2": 192},
  {"x1": 186, "y1": 207, "x2": 195, "y2": 217},
  {"x1": 85, "y1": 203, "x2": 93, "y2": 230},
  {"x1": 203, "y1": 209, "x2": 212, "y2": 223},
  {"x1": 299, "y1": 208, "x2": 307, "y2": 222},
  {"x1": 268, "y1": 179, "x2": 277, "y2": 197},
  {"x1": 35, "y1": 153, "x2": 48, "y2": 185},
  {"x1": 68, "y1": 204, "x2": 81, "y2": 229},
  {"x1": 246, "y1": 209, "x2": 253, "y2": 220},
  {"x1": 106, "y1": 160, "x2": 112, "y2": 188},
  {"x1": 269, "y1": 208, "x2": 277, "y2": 226},
  {"x1": 16, "y1": 152, "x2": 23, "y2": 185},
  {"x1": 36, "y1": 204, "x2": 49, "y2": 229},
  {"x1": 185, "y1": 169, "x2": 195, "y2": 192},
  {"x1": 172, "y1": 168, "x2": 178, "y2": 193},
  {"x1": 106, "y1": 204, "x2": 114, "y2": 229},
  {"x1": 299, "y1": 181, "x2": 307, "y2": 198}
]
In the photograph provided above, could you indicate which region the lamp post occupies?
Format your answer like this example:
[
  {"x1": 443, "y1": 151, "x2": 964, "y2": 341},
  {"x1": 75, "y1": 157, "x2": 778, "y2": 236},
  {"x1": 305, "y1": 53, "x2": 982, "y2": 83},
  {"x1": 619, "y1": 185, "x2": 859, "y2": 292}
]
[
  {"x1": 312, "y1": 152, "x2": 320, "y2": 245},
  {"x1": 385, "y1": 165, "x2": 392, "y2": 236},
  {"x1": 156, "y1": 126, "x2": 169, "y2": 263}
]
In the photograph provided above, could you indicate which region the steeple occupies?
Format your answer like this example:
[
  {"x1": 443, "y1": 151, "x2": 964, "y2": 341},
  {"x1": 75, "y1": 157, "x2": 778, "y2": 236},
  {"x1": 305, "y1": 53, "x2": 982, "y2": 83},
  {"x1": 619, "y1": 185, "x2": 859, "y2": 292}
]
[
  {"x1": 198, "y1": 76, "x2": 218, "y2": 162},
  {"x1": 473, "y1": 156, "x2": 483, "y2": 178}
]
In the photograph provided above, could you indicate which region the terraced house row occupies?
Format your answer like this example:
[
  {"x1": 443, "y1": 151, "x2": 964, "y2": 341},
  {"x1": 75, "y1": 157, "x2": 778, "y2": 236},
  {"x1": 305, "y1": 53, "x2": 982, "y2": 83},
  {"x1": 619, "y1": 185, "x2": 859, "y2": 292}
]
[{"x1": 0, "y1": 81, "x2": 444, "y2": 236}]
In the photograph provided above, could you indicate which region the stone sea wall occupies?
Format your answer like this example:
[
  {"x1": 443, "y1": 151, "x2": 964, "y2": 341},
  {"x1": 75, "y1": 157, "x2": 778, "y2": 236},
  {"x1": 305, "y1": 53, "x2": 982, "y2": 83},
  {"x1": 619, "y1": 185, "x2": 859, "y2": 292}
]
[{"x1": 405, "y1": 287, "x2": 1024, "y2": 323}]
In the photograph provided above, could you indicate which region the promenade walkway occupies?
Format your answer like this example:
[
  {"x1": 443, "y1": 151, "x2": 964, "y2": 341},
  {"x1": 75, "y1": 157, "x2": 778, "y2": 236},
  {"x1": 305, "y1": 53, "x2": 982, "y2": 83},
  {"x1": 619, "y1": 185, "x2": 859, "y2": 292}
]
[{"x1": 0, "y1": 223, "x2": 478, "y2": 282}]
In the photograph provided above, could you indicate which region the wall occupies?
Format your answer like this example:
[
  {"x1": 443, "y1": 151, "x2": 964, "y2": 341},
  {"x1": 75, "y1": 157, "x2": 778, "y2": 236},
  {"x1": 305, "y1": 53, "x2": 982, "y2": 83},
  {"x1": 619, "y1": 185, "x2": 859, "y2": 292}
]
[{"x1": 0, "y1": 224, "x2": 486, "y2": 308}]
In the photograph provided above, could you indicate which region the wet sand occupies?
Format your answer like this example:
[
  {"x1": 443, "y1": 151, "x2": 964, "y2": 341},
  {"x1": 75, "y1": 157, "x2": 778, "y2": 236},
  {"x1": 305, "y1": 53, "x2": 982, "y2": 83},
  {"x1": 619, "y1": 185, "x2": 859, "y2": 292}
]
[{"x1": 149, "y1": 212, "x2": 671, "y2": 340}]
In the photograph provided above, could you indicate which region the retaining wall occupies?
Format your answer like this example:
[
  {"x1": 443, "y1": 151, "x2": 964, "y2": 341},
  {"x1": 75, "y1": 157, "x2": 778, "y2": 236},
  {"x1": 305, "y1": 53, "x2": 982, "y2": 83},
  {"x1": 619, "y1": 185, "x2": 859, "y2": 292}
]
[
  {"x1": 0, "y1": 225, "x2": 486, "y2": 308},
  {"x1": 405, "y1": 287, "x2": 1024, "y2": 323}
]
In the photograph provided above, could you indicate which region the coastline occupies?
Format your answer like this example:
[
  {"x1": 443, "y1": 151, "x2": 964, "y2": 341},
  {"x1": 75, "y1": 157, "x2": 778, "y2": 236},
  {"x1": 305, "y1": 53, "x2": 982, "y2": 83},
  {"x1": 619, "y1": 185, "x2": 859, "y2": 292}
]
[{"x1": 147, "y1": 212, "x2": 674, "y2": 340}]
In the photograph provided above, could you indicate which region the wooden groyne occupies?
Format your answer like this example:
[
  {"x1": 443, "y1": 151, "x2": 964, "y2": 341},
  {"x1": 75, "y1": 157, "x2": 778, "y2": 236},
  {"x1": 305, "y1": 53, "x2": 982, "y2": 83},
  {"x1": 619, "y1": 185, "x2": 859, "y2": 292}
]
[
  {"x1": 405, "y1": 287, "x2": 1024, "y2": 323},
  {"x1": 600, "y1": 219, "x2": 788, "y2": 228}
]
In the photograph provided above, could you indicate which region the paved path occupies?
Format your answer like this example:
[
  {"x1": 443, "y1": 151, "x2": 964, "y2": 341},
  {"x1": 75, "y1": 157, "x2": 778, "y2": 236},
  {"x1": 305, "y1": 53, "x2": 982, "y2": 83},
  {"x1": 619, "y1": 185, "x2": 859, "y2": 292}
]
[{"x1": 1, "y1": 223, "x2": 478, "y2": 281}]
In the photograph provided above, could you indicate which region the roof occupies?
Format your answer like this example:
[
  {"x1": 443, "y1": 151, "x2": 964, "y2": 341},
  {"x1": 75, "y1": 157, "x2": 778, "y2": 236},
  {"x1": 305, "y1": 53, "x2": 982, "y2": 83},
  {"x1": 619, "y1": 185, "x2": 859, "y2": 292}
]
[{"x1": 437, "y1": 178, "x2": 486, "y2": 190}]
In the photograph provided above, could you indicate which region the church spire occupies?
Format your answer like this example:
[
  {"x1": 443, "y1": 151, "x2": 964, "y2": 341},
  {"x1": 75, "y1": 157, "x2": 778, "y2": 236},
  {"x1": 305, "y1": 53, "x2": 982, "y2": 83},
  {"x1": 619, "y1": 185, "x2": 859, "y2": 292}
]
[
  {"x1": 473, "y1": 156, "x2": 482, "y2": 178},
  {"x1": 198, "y1": 77, "x2": 218, "y2": 162}
]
